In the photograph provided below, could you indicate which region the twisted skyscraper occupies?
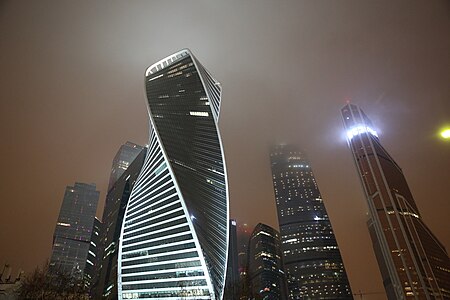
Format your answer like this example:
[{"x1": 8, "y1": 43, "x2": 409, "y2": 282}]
[
  {"x1": 342, "y1": 103, "x2": 450, "y2": 299},
  {"x1": 118, "y1": 49, "x2": 229, "y2": 300}
]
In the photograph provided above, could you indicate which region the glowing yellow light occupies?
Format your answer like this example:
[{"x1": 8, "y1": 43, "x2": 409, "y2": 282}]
[{"x1": 441, "y1": 129, "x2": 450, "y2": 139}]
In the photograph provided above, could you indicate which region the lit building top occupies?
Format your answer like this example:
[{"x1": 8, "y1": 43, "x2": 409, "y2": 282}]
[{"x1": 341, "y1": 103, "x2": 450, "y2": 299}]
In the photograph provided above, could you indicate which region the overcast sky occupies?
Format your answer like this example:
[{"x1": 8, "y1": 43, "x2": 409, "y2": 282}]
[{"x1": 1, "y1": 1, "x2": 449, "y2": 298}]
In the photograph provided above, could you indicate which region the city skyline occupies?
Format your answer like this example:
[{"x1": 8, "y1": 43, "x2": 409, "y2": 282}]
[{"x1": 1, "y1": 1, "x2": 450, "y2": 299}]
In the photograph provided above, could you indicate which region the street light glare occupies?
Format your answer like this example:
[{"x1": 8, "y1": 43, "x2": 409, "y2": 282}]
[{"x1": 441, "y1": 129, "x2": 450, "y2": 139}]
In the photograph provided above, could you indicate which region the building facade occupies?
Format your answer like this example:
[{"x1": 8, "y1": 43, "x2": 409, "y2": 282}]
[
  {"x1": 247, "y1": 223, "x2": 288, "y2": 300},
  {"x1": 237, "y1": 222, "x2": 252, "y2": 300},
  {"x1": 108, "y1": 142, "x2": 144, "y2": 191},
  {"x1": 224, "y1": 219, "x2": 239, "y2": 300},
  {"x1": 118, "y1": 49, "x2": 229, "y2": 300},
  {"x1": 270, "y1": 145, "x2": 353, "y2": 299},
  {"x1": 341, "y1": 103, "x2": 450, "y2": 299},
  {"x1": 50, "y1": 182, "x2": 100, "y2": 283},
  {"x1": 97, "y1": 146, "x2": 147, "y2": 299},
  {"x1": 84, "y1": 217, "x2": 101, "y2": 290}
]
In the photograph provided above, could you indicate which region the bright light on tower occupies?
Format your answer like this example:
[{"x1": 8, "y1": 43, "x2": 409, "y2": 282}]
[{"x1": 346, "y1": 125, "x2": 378, "y2": 140}]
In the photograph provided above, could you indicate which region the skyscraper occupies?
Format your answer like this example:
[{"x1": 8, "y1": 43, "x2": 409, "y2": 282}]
[
  {"x1": 247, "y1": 223, "x2": 288, "y2": 300},
  {"x1": 341, "y1": 103, "x2": 450, "y2": 299},
  {"x1": 237, "y1": 222, "x2": 252, "y2": 300},
  {"x1": 224, "y1": 219, "x2": 239, "y2": 300},
  {"x1": 85, "y1": 217, "x2": 101, "y2": 289},
  {"x1": 50, "y1": 182, "x2": 100, "y2": 281},
  {"x1": 97, "y1": 147, "x2": 147, "y2": 299},
  {"x1": 118, "y1": 49, "x2": 229, "y2": 300},
  {"x1": 270, "y1": 145, "x2": 353, "y2": 299},
  {"x1": 108, "y1": 142, "x2": 144, "y2": 191}
]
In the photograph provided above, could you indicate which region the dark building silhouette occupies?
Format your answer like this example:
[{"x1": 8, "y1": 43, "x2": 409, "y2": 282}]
[
  {"x1": 247, "y1": 223, "x2": 288, "y2": 300},
  {"x1": 224, "y1": 219, "x2": 239, "y2": 300},
  {"x1": 342, "y1": 103, "x2": 450, "y2": 299},
  {"x1": 270, "y1": 145, "x2": 353, "y2": 299},
  {"x1": 118, "y1": 49, "x2": 229, "y2": 300},
  {"x1": 108, "y1": 141, "x2": 144, "y2": 191},
  {"x1": 96, "y1": 146, "x2": 146, "y2": 299},
  {"x1": 50, "y1": 182, "x2": 100, "y2": 284},
  {"x1": 84, "y1": 217, "x2": 101, "y2": 289},
  {"x1": 237, "y1": 222, "x2": 252, "y2": 300}
]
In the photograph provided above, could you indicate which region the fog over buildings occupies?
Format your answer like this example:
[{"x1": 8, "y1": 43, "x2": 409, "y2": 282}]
[{"x1": 1, "y1": 1, "x2": 450, "y2": 298}]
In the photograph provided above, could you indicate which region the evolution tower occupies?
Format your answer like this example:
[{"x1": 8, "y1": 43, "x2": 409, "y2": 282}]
[
  {"x1": 118, "y1": 50, "x2": 229, "y2": 300},
  {"x1": 270, "y1": 145, "x2": 353, "y2": 299},
  {"x1": 342, "y1": 103, "x2": 450, "y2": 299}
]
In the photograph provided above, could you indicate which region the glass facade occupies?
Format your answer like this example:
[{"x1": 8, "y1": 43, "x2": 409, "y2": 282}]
[
  {"x1": 97, "y1": 147, "x2": 147, "y2": 299},
  {"x1": 247, "y1": 223, "x2": 288, "y2": 300},
  {"x1": 237, "y1": 222, "x2": 252, "y2": 300},
  {"x1": 342, "y1": 103, "x2": 450, "y2": 299},
  {"x1": 270, "y1": 145, "x2": 353, "y2": 299},
  {"x1": 85, "y1": 217, "x2": 101, "y2": 289},
  {"x1": 50, "y1": 182, "x2": 100, "y2": 282},
  {"x1": 224, "y1": 219, "x2": 239, "y2": 300},
  {"x1": 118, "y1": 49, "x2": 229, "y2": 300},
  {"x1": 108, "y1": 142, "x2": 144, "y2": 191}
]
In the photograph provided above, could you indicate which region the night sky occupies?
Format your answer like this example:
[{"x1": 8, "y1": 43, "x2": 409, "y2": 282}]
[{"x1": 1, "y1": 1, "x2": 449, "y2": 299}]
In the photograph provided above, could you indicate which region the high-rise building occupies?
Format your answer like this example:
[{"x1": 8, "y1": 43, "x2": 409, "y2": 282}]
[
  {"x1": 108, "y1": 142, "x2": 144, "y2": 191},
  {"x1": 270, "y1": 145, "x2": 353, "y2": 299},
  {"x1": 247, "y1": 223, "x2": 288, "y2": 300},
  {"x1": 50, "y1": 182, "x2": 100, "y2": 282},
  {"x1": 224, "y1": 219, "x2": 239, "y2": 300},
  {"x1": 118, "y1": 49, "x2": 229, "y2": 300},
  {"x1": 341, "y1": 103, "x2": 450, "y2": 299},
  {"x1": 237, "y1": 222, "x2": 252, "y2": 299},
  {"x1": 85, "y1": 217, "x2": 101, "y2": 289},
  {"x1": 96, "y1": 146, "x2": 147, "y2": 299}
]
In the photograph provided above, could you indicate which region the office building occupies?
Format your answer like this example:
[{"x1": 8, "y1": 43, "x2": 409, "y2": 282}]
[
  {"x1": 247, "y1": 223, "x2": 288, "y2": 300},
  {"x1": 118, "y1": 49, "x2": 229, "y2": 300},
  {"x1": 342, "y1": 103, "x2": 450, "y2": 299},
  {"x1": 84, "y1": 217, "x2": 101, "y2": 289},
  {"x1": 237, "y1": 222, "x2": 251, "y2": 299},
  {"x1": 108, "y1": 142, "x2": 144, "y2": 191},
  {"x1": 50, "y1": 182, "x2": 100, "y2": 283},
  {"x1": 270, "y1": 145, "x2": 353, "y2": 299},
  {"x1": 96, "y1": 146, "x2": 147, "y2": 299},
  {"x1": 224, "y1": 219, "x2": 239, "y2": 300}
]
